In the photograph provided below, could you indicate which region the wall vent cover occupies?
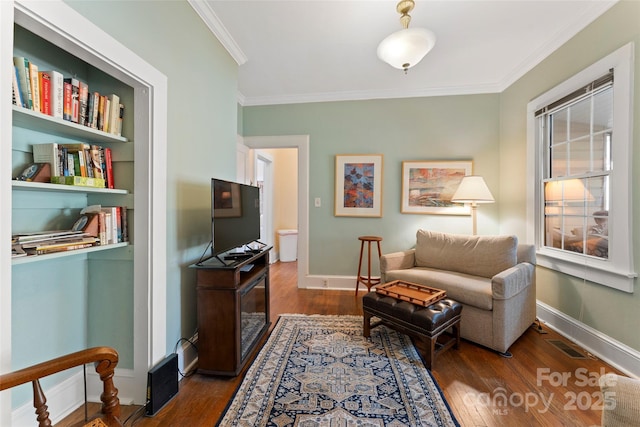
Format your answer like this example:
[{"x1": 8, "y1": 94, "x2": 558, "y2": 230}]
[{"x1": 545, "y1": 339, "x2": 586, "y2": 359}]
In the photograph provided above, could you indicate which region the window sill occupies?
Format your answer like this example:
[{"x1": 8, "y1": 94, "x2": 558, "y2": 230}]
[{"x1": 536, "y1": 249, "x2": 636, "y2": 293}]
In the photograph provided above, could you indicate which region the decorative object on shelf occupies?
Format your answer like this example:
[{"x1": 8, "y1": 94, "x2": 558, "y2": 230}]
[
  {"x1": 334, "y1": 154, "x2": 383, "y2": 217},
  {"x1": 14, "y1": 162, "x2": 50, "y2": 182},
  {"x1": 401, "y1": 160, "x2": 472, "y2": 215},
  {"x1": 451, "y1": 175, "x2": 495, "y2": 235},
  {"x1": 377, "y1": 0, "x2": 436, "y2": 73}
]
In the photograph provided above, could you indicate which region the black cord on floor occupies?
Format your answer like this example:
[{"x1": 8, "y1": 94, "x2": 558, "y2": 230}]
[
  {"x1": 123, "y1": 403, "x2": 147, "y2": 426},
  {"x1": 173, "y1": 337, "x2": 198, "y2": 378}
]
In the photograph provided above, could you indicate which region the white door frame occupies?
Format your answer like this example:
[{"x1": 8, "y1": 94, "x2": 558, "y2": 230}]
[
  {"x1": 255, "y1": 150, "x2": 275, "y2": 260},
  {"x1": 243, "y1": 135, "x2": 309, "y2": 287}
]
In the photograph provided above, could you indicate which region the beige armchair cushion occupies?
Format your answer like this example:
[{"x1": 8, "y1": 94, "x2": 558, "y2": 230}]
[
  {"x1": 415, "y1": 229, "x2": 518, "y2": 279},
  {"x1": 600, "y1": 373, "x2": 640, "y2": 427}
]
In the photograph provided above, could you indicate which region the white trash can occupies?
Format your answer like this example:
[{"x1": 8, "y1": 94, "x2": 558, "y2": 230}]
[{"x1": 278, "y1": 229, "x2": 298, "y2": 262}]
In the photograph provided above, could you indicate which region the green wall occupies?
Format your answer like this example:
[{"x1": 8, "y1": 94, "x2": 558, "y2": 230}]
[
  {"x1": 63, "y1": 0, "x2": 639, "y2": 363},
  {"x1": 500, "y1": 0, "x2": 640, "y2": 351},
  {"x1": 243, "y1": 95, "x2": 502, "y2": 275},
  {"x1": 65, "y1": 0, "x2": 239, "y2": 353}
]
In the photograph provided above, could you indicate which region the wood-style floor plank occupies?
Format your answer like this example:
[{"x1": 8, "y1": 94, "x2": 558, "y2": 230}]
[{"x1": 59, "y1": 260, "x2": 622, "y2": 426}]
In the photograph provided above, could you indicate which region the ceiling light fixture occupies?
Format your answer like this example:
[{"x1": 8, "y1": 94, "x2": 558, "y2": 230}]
[{"x1": 377, "y1": 0, "x2": 436, "y2": 74}]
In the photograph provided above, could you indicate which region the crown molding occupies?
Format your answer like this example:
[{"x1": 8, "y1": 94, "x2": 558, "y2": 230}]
[
  {"x1": 238, "y1": 82, "x2": 503, "y2": 107},
  {"x1": 188, "y1": 0, "x2": 247, "y2": 66}
]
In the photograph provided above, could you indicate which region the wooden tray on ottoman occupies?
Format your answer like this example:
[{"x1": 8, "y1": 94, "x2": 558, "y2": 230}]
[{"x1": 375, "y1": 280, "x2": 446, "y2": 307}]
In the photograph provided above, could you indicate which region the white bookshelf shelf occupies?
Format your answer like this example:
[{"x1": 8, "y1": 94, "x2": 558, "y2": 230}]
[
  {"x1": 11, "y1": 242, "x2": 129, "y2": 265},
  {"x1": 12, "y1": 105, "x2": 128, "y2": 144},
  {"x1": 12, "y1": 180, "x2": 128, "y2": 194}
]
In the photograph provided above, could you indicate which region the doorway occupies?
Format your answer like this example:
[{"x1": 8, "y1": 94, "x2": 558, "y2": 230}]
[{"x1": 242, "y1": 135, "x2": 309, "y2": 288}]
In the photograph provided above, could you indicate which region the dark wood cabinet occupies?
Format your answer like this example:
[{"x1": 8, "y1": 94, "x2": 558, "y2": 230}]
[{"x1": 193, "y1": 249, "x2": 271, "y2": 376}]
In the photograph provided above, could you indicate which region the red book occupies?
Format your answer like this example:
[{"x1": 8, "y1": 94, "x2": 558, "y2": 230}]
[
  {"x1": 38, "y1": 72, "x2": 51, "y2": 115},
  {"x1": 104, "y1": 147, "x2": 114, "y2": 189},
  {"x1": 63, "y1": 81, "x2": 72, "y2": 121}
]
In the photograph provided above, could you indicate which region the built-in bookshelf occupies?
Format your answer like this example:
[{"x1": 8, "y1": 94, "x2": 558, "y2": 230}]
[{"x1": 0, "y1": 1, "x2": 168, "y2": 424}]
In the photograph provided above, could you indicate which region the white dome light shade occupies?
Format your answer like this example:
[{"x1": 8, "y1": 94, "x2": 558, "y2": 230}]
[{"x1": 377, "y1": 27, "x2": 436, "y2": 71}]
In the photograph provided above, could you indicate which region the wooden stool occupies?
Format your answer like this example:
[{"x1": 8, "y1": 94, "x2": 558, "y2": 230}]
[{"x1": 355, "y1": 236, "x2": 383, "y2": 295}]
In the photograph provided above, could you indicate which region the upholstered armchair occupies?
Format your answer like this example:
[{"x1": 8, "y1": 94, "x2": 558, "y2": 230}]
[{"x1": 599, "y1": 373, "x2": 640, "y2": 427}]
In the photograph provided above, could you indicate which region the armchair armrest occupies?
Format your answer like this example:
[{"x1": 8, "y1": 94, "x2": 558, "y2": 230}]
[
  {"x1": 491, "y1": 262, "x2": 534, "y2": 300},
  {"x1": 380, "y1": 249, "x2": 415, "y2": 277}
]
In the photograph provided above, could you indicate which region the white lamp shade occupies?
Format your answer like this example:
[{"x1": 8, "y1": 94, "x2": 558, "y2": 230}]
[
  {"x1": 377, "y1": 27, "x2": 436, "y2": 70},
  {"x1": 451, "y1": 176, "x2": 495, "y2": 204}
]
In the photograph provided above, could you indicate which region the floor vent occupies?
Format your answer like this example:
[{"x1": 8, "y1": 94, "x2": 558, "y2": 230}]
[{"x1": 546, "y1": 339, "x2": 587, "y2": 359}]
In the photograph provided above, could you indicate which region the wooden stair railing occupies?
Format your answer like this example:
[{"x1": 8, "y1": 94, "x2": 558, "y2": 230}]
[{"x1": 0, "y1": 346, "x2": 122, "y2": 427}]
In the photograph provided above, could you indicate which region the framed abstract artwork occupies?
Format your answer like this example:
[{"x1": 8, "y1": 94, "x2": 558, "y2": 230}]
[
  {"x1": 401, "y1": 160, "x2": 472, "y2": 215},
  {"x1": 335, "y1": 154, "x2": 383, "y2": 217}
]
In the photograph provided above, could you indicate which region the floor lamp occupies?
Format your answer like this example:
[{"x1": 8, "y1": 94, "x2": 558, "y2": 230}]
[{"x1": 451, "y1": 176, "x2": 495, "y2": 235}]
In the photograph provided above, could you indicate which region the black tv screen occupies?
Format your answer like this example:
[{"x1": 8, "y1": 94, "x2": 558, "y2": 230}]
[{"x1": 211, "y1": 178, "x2": 261, "y2": 257}]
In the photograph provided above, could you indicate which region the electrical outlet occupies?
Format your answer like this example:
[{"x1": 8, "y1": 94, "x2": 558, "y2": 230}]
[
  {"x1": 315, "y1": 197, "x2": 321, "y2": 207},
  {"x1": 323, "y1": 279, "x2": 328, "y2": 287}
]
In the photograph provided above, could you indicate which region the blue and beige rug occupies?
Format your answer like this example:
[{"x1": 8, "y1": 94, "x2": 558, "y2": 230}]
[{"x1": 218, "y1": 314, "x2": 459, "y2": 426}]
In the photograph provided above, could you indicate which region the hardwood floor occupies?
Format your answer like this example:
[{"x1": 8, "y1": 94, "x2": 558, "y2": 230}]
[{"x1": 61, "y1": 260, "x2": 622, "y2": 426}]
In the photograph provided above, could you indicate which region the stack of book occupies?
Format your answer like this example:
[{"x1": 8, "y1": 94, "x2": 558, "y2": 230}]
[
  {"x1": 12, "y1": 56, "x2": 124, "y2": 136},
  {"x1": 12, "y1": 230, "x2": 98, "y2": 256},
  {"x1": 32, "y1": 142, "x2": 114, "y2": 189}
]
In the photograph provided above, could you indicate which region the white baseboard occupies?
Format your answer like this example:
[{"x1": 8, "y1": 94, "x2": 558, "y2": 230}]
[
  {"x1": 177, "y1": 332, "x2": 199, "y2": 376},
  {"x1": 537, "y1": 300, "x2": 640, "y2": 378},
  {"x1": 302, "y1": 274, "x2": 361, "y2": 291},
  {"x1": 13, "y1": 369, "x2": 84, "y2": 426},
  {"x1": 11, "y1": 333, "x2": 200, "y2": 426}
]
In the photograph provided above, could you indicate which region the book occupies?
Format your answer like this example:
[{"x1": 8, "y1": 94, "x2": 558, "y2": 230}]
[
  {"x1": 50, "y1": 175, "x2": 106, "y2": 188},
  {"x1": 120, "y1": 206, "x2": 128, "y2": 243},
  {"x1": 41, "y1": 70, "x2": 64, "y2": 118},
  {"x1": 78, "y1": 80, "x2": 89, "y2": 126},
  {"x1": 87, "y1": 91, "x2": 98, "y2": 128},
  {"x1": 63, "y1": 81, "x2": 72, "y2": 121},
  {"x1": 97, "y1": 95, "x2": 105, "y2": 130},
  {"x1": 38, "y1": 71, "x2": 51, "y2": 115},
  {"x1": 104, "y1": 147, "x2": 114, "y2": 189},
  {"x1": 12, "y1": 66, "x2": 23, "y2": 107},
  {"x1": 108, "y1": 94, "x2": 120, "y2": 134},
  {"x1": 103, "y1": 97, "x2": 111, "y2": 133},
  {"x1": 116, "y1": 103, "x2": 125, "y2": 136},
  {"x1": 90, "y1": 145, "x2": 104, "y2": 179},
  {"x1": 98, "y1": 211, "x2": 107, "y2": 245},
  {"x1": 28, "y1": 61, "x2": 40, "y2": 113},
  {"x1": 60, "y1": 143, "x2": 90, "y2": 177},
  {"x1": 101, "y1": 207, "x2": 118, "y2": 244},
  {"x1": 13, "y1": 56, "x2": 31, "y2": 109},
  {"x1": 32, "y1": 143, "x2": 60, "y2": 177},
  {"x1": 63, "y1": 77, "x2": 80, "y2": 123}
]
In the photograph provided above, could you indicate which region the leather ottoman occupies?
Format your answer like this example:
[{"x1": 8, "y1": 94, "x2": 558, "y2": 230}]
[{"x1": 363, "y1": 292, "x2": 462, "y2": 370}]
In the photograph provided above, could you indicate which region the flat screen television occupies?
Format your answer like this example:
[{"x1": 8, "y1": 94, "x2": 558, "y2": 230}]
[{"x1": 211, "y1": 178, "x2": 261, "y2": 259}]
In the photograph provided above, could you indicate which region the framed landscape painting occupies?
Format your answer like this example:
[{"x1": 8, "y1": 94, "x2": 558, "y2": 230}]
[
  {"x1": 401, "y1": 160, "x2": 472, "y2": 215},
  {"x1": 335, "y1": 154, "x2": 383, "y2": 217}
]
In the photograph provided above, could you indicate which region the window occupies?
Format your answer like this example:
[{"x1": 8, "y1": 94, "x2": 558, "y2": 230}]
[{"x1": 527, "y1": 43, "x2": 636, "y2": 293}]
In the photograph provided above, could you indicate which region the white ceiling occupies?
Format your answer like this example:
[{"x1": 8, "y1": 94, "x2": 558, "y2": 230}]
[{"x1": 190, "y1": 0, "x2": 617, "y2": 106}]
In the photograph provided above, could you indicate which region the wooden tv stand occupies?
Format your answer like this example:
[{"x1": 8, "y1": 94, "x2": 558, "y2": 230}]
[{"x1": 192, "y1": 248, "x2": 271, "y2": 376}]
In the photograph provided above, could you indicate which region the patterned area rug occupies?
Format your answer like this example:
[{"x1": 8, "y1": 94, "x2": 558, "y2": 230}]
[{"x1": 218, "y1": 314, "x2": 459, "y2": 426}]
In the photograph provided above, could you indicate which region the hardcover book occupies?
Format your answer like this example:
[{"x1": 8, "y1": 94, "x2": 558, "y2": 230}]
[
  {"x1": 41, "y1": 70, "x2": 64, "y2": 118},
  {"x1": 63, "y1": 77, "x2": 80, "y2": 123},
  {"x1": 13, "y1": 56, "x2": 31, "y2": 109},
  {"x1": 50, "y1": 175, "x2": 106, "y2": 188},
  {"x1": 28, "y1": 62, "x2": 40, "y2": 113},
  {"x1": 38, "y1": 71, "x2": 51, "y2": 115},
  {"x1": 32, "y1": 143, "x2": 60, "y2": 178},
  {"x1": 78, "y1": 80, "x2": 89, "y2": 126},
  {"x1": 63, "y1": 81, "x2": 72, "y2": 121},
  {"x1": 12, "y1": 66, "x2": 23, "y2": 107}
]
